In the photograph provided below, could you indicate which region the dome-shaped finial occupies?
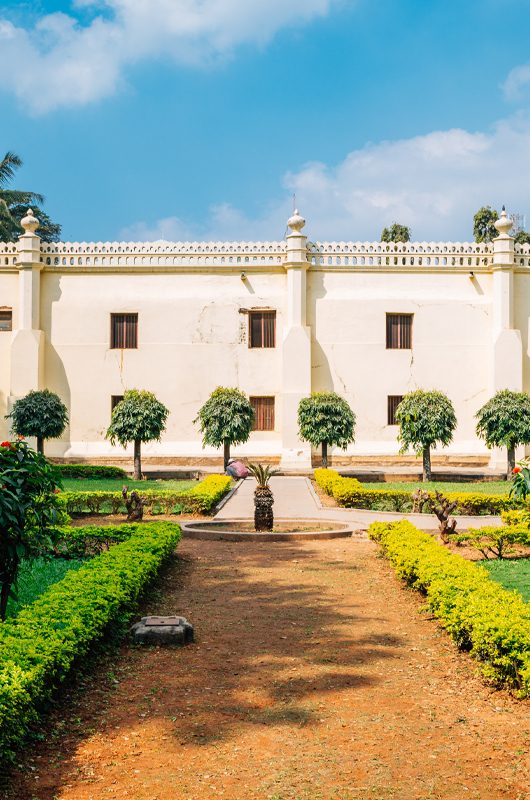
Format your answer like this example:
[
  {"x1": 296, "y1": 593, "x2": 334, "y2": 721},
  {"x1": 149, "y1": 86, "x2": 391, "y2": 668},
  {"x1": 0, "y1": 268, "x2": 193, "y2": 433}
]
[
  {"x1": 494, "y1": 206, "x2": 513, "y2": 237},
  {"x1": 287, "y1": 208, "x2": 306, "y2": 234},
  {"x1": 20, "y1": 208, "x2": 40, "y2": 235}
]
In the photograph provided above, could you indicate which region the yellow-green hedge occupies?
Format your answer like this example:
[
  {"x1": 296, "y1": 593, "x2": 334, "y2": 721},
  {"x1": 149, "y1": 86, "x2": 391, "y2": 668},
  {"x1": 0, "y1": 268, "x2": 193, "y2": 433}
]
[
  {"x1": 314, "y1": 468, "x2": 519, "y2": 515},
  {"x1": 62, "y1": 474, "x2": 232, "y2": 515},
  {"x1": 0, "y1": 522, "x2": 181, "y2": 763},
  {"x1": 368, "y1": 520, "x2": 530, "y2": 696}
]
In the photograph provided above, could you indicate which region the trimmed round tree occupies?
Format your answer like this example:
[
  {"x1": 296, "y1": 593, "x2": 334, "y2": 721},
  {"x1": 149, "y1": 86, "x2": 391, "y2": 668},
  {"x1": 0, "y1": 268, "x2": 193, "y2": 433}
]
[
  {"x1": 297, "y1": 392, "x2": 356, "y2": 468},
  {"x1": 195, "y1": 387, "x2": 254, "y2": 470},
  {"x1": 395, "y1": 390, "x2": 457, "y2": 482},
  {"x1": 6, "y1": 389, "x2": 68, "y2": 454},
  {"x1": 106, "y1": 389, "x2": 169, "y2": 480},
  {"x1": 475, "y1": 389, "x2": 530, "y2": 476}
]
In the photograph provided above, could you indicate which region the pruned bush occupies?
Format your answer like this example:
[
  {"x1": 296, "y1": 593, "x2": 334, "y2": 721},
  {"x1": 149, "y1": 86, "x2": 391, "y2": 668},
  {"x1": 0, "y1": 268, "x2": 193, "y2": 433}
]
[
  {"x1": 0, "y1": 522, "x2": 181, "y2": 763},
  {"x1": 455, "y1": 525, "x2": 530, "y2": 559},
  {"x1": 368, "y1": 520, "x2": 530, "y2": 696}
]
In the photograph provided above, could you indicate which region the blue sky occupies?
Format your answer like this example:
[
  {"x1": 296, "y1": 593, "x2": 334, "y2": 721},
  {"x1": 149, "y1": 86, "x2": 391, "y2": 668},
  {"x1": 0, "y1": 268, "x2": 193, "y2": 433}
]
[{"x1": 2, "y1": 0, "x2": 530, "y2": 242}]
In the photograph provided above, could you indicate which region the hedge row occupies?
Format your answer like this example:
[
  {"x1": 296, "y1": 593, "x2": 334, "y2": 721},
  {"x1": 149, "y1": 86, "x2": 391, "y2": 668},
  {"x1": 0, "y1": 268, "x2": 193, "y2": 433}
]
[
  {"x1": 314, "y1": 468, "x2": 521, "y2": 515},
  {"x1": 0, "y1": 521, "x2": 181, "y2": 763},
  {"x1": 368, "y1": 520, "x2": 530, "y2": 696},
  {"x1": 54, "y1": 523, "x2": 146, "y2": 557},
  {"x1": 55, "y1": 464, "x2": 127, "y2": 479},
  {"x1": 61, "y1": 474, "x2": 232, "y2": 515}
]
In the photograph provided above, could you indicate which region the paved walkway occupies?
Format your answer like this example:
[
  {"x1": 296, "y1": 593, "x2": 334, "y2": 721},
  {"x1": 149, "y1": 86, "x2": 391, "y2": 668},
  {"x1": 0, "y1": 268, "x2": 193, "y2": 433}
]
[{"x1": 216, "y1": 476, "x2": 502, "y2": 530}]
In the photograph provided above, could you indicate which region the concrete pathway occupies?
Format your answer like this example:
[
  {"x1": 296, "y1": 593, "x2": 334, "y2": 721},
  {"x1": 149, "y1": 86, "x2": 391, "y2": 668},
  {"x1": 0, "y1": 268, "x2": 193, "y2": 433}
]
[{"x1": 216, "y1": 476, "x2": 503, "y2": 530}]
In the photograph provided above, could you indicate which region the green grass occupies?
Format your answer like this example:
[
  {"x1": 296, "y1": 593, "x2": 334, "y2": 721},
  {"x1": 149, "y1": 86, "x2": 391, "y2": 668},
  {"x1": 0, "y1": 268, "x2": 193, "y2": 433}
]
[
  {"x1": 360, "y1": 481, "x2": 512, "y2": 495},
  {"x1": 61, "y1": 478, "x2": 197, "y2": 492},
  {"x1": 6, "y1": 557, "x2": 87, "y2": 618},
  {"x1": 479, "y1": 558, "x2": 530, "y2": 602}
]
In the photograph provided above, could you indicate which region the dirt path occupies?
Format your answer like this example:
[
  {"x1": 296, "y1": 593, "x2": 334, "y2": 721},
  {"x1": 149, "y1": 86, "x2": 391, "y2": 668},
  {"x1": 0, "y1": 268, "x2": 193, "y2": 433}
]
[{"x1": 6, "y1": 538, "x2": 529, "y2": 800}]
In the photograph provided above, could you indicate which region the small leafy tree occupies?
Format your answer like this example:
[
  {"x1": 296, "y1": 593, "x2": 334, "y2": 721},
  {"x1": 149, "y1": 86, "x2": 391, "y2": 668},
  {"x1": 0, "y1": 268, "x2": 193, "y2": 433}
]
[
  {"x1": 0, "y1": 440, "x2": 62, "y2": 619},
  {"x1": 473, "y1": 206, "x2": 498, "y2": 243},
  {"x1": 297, "y1": 392, "x2": 356, "y2": 468},
  {"x1": 7, "y1": 389, "x2": 68, "y2": 454},
  {"x1": 515, "y1": 229, "x2": 530, "y2": 245},
  {"x1": 195, "y1": 387, "x2": 254, "y2": 470},
  {"x1": 395, "y1": 390, "x2": 457, "y2": 482},
  {"x1": 475, "y1": 390, "x2": 530, "y2": 476},
  {"x1": 106, "y1": 390, "x2": 169, "y2": 480},
  {"x1": 381, "y1": 223, "x2": 411, "y2": 243}
]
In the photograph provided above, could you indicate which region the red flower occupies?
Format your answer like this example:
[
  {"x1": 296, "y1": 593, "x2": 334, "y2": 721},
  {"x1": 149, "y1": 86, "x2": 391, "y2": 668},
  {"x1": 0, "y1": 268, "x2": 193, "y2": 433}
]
[
  {"x1": 513, "y1": 466, "x2": 522, "y2": 474},
  {"x1": 0, "y1": 441, "x2": 11, "y2": 448}
]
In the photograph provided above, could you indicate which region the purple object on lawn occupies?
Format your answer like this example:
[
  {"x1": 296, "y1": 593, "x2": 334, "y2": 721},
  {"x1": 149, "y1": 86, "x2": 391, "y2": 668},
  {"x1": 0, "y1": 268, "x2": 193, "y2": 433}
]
[{"x1": 226, "y1": 460, "x2": 249, "y2": 479}]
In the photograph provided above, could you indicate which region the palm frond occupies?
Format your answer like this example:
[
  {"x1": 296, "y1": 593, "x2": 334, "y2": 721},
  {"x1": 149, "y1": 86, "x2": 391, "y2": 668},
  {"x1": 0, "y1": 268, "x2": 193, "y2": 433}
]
[
  {"x1": 0, "y1": 189, "x2": 45, "y2": 206},
  {"x1": 0, "y1": 152, "x2": 23, "y2": 188},
  {"x1": 247, "y1": 462, "x2": 279, "y2": 488}
]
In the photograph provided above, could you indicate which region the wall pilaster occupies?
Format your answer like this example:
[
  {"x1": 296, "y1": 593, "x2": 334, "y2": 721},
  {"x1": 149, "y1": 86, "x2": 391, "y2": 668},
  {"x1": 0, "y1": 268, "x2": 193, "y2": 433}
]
[
  {"x1": 280, "y1": 210, "x2": 312, "y2": 470},
  {"x1": 490, "y1": 209, "x2": 522, "y2": 468},
  {"x1": 9, "y1": 210, "x2": 45, "y2": 401}
]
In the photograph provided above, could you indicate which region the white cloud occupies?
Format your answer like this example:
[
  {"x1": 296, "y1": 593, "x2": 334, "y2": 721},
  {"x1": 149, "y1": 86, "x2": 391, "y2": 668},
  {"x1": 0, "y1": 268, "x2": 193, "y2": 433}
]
[
  {"x1": 503, "y1": 62, "x2": 530, "y2": 101},
  {"x1": 121, "y1": 113, "x2": 530, "y2": 242},
  {"x1": 0, "y1": 0, "x2": 339, "y2": 113}
]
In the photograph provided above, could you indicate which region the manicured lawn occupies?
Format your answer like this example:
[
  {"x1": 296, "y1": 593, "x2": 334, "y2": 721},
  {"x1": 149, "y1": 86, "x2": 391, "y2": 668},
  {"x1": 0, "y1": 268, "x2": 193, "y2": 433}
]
[
  {"x1": 6, "y1": 556, "x2": 86, "y2": 618},
  {"x1": 61, "y1": 478, "x2": 197, "y2": 492},
  {"x1": 361, "y1": 481, "x2": 511, "y2": 495},
  {"x1": 479, "y1": 558, "x2": 530, "y2": 602}
]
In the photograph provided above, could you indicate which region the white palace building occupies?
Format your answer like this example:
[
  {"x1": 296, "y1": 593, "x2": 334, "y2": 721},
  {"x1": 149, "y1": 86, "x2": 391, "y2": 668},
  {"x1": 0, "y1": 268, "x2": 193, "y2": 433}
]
[{"x1": 0, "y1": 207, "x2": 527, "y2": 470}]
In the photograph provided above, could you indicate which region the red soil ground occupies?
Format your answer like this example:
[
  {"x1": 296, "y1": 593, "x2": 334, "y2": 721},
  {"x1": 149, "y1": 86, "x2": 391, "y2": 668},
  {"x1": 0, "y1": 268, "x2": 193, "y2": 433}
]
[{"x1": 4, "y1": 537, "x2": 529, "y2": 800}]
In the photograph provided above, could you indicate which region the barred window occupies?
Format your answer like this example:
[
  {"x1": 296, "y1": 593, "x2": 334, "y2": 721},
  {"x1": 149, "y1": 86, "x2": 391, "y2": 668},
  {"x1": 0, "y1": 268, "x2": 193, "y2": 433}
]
[
  {"x1": 249, "y1": 311, "x2": 276, "y2": 348},
  {"x1": 387, "y1": 395, "x2": 404, "y2": 426},
  {"x1": 0, "y1": 309, "x2": 12, "y2": 332},
  {"x1": 111, "y1": 395, "x2": 124, "y2": 412},
  {"x1": 386, "y1": 314, "x2": 413, "y2": 349},
  {"x1": 111, "y1": 313, "x2": 138, "y2": 349},
  {"x1": 250, "y1": 396, "x2": 275, "y2": 431}
]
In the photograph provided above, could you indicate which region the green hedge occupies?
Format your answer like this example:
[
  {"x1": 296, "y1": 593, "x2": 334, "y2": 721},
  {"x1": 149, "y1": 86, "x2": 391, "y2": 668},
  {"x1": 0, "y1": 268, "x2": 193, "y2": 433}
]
[
  {"x1": 54, "y1": 464, "x2": 127, "y2": 479},
  {"x1": 314, "y1": 468, "x2": 520, "y2": 515},
  {"x1": 0, "y1": 521, "x2": 180, "y2": 763},
  {"x1": 54, "y1": 523, "x2": 147, "y2": 557},
  {"x1": 368, "y1": 520, "x2": 530, "y2": 696},
  {"x1": 62, "y1": 474, "x2": 232, "y2": 516}
]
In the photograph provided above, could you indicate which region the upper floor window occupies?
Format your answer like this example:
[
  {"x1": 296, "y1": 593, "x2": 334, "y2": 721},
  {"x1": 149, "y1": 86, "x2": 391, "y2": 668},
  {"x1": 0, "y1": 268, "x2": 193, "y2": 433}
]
[
  {"x1": 111, "y1": 313, "x2": 138, "y2": 349},
  {"x1": 249, "y1": 310, "x2": 276, "y2": 348},
  {"x1": 0, "y1": 308, "x2": 12, "y2": 332},
  {"x1": 250, "y1": 396, "x2": 275, "y2": 431},
  {"x1": 386, "y1": 313, "x2": 412, "y2": 349},
  {"x1": 387, "y1": 395, "x2": 403, "y2": 426}
]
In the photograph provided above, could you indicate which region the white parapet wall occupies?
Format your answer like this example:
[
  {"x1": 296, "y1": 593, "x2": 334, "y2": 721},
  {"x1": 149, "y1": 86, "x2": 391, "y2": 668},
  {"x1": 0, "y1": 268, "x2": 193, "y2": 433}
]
[{"x1": 0, "y1": 208, "x2": 527, "y2": 468}]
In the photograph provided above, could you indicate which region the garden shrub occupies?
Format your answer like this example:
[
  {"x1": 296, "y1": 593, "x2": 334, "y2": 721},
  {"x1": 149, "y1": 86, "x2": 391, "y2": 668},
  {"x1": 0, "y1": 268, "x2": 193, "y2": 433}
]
[
  {"x1": 368, "y1": 520, "x2": 530, "y2": 696},
  {"x1": 0, "y1": 521, "x2": 180, "y2": 763},
  {"x1": 455, "y1": 525, "x2": 530, "y2": 559},
  {"x1": 54, "y1": 464, "x2": 127, "y2": 480},
  {"x1": 62, "y1": 474, "x2": 232, "y2": 516},
  {"x1": 314, "y1": 468, "x2": 522, "y2": 515}
]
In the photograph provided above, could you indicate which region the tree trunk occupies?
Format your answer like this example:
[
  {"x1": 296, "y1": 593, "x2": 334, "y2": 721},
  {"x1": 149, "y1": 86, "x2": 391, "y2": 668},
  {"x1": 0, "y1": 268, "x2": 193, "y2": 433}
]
[
  {"x1": 422, "y1": 446, "x2": 431, "y2": 482},
  {"x1": 321, "y1": 441, "x2": 328, "y2": 468},
  {"x1": 254, "y1": 487, "x2": 274, "y2": 531},
  {"x1": 133, "y1": 439, "x2": 142, "y2": 481},
  {"x1": 37, "y1": 436, "x2": 44, "y2": 455},
  {"x1": 223, "y1": 440, "x2": 230, "y2": 472},
  {"x1": 0, "y1": 579, "x2": 11, "y2": 621},
  {"x1": 507, "y1": 445, "x2": 516, "y2": 478}
]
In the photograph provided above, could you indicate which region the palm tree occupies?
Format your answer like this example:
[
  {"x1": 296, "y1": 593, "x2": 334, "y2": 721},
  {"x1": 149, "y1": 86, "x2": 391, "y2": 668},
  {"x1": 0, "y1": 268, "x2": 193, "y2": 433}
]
[
  {"x1": 247, "y1": 463, "x2": 279, "y2": 531},
  {"x1": 0, "y1": 151, "x2": 61, "y2": 242}
]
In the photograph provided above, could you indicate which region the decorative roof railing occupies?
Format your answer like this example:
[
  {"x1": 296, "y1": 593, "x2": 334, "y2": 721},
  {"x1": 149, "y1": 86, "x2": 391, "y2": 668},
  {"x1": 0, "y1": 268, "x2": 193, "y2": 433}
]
[
  {"x1": 0, "y1": 241, "x2": 18, "y2": 267},
  {"x1": 308, "y1": 241, "x2": 494, "y2": 268},
  {"x1": 40, "y1": 240, "x2": 287, "y2": 268}
]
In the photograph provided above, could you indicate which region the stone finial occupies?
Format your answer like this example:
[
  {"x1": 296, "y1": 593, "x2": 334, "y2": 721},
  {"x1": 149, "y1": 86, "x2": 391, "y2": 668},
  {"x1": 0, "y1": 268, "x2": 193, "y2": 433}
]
[
  {"x1": 287, "y1": 208, "x2": 306, "y2": 234},
  {"x1": 20, "y1": 208, "x2": 40, "y2": 235},
  {"x1": 494, "y1": 206, "x2": 513, "y2": 238}
]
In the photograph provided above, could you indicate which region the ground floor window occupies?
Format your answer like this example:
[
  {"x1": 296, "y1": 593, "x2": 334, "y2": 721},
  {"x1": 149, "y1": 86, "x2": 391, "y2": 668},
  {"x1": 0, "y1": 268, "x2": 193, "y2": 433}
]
[
  {"x1": 250, "y1": 396, "x2": 275, "y2": 431},
  {"x1": 0, "y1": 308, "x2": 12, "y2": 331},
  {"x1": 387, "y1": 395, "x2": 403, "y2": 425},
  {"x1": 111, "y1": 395, "x2": 124, "y2": 414}
]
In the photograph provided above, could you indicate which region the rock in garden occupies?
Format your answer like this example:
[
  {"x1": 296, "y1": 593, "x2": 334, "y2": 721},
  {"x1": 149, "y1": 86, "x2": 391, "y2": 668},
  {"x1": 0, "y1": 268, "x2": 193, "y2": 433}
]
[{"x1": 131, "y1": 615, "x2": 194, "y2": 645}]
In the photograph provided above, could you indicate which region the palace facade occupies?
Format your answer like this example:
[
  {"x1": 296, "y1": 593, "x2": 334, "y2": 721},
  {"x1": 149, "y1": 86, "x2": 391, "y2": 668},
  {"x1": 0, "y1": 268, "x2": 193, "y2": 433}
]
[{"x1": 0, "y1": 207, "x2": 526, "y2": 469}]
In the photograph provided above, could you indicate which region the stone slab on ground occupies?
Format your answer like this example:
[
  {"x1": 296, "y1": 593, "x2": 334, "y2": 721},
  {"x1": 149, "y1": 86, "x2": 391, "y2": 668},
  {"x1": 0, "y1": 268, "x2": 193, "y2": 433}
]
[{"x1": 130, "y1": 615, "x2": 194, "y2": 645}]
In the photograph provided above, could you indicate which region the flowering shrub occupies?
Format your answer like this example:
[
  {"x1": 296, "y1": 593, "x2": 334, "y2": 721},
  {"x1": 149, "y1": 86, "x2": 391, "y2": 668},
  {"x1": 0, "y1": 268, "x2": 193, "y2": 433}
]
[{"x1": 0, "y1": 440, "x2": 64, "y2": 619}]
